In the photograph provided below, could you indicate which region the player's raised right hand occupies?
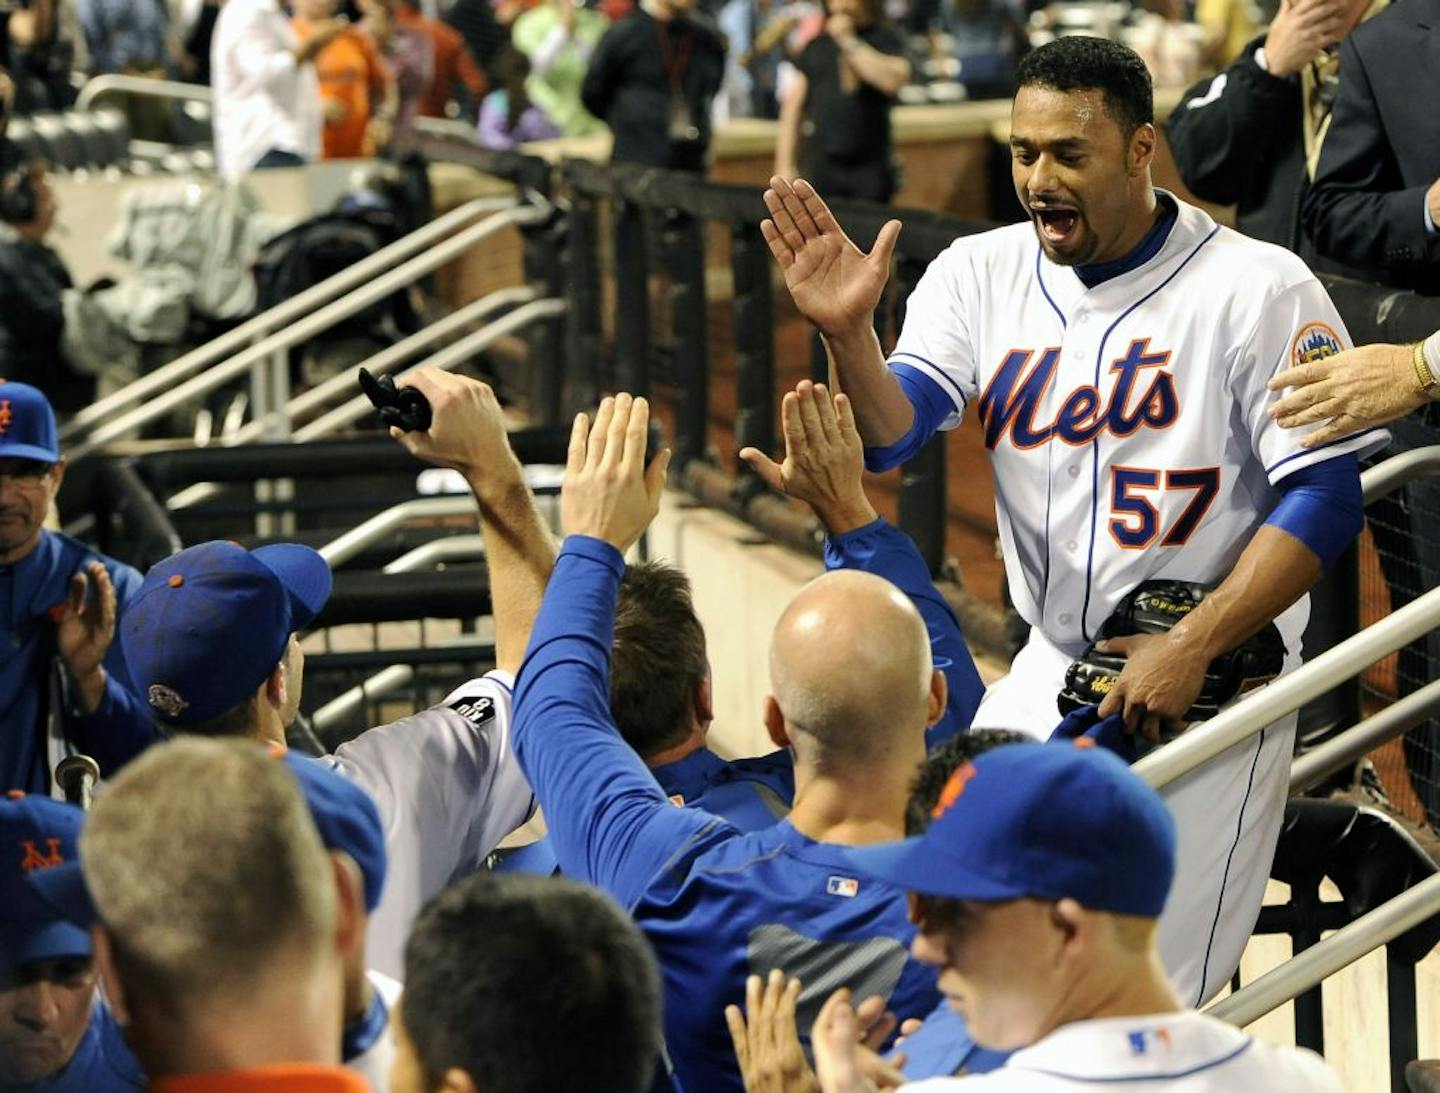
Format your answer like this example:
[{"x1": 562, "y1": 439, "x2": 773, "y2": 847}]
[
  {"x1": 561, "y1": 393, "x2": 671, "y2": 553},
  {"x1": 762, "y1": 177, "x2": 900, "y2": 339},
  {"x1": 387, "y1": 368, "x2": 521, "y2": 497}
]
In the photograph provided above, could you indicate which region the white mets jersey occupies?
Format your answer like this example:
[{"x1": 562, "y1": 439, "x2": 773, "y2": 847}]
[
  {"x1": 326, "y1": 671, "x2": 537, "y2": 978},
  {"x1": 888, "y1": 193, "x2": 1388, "y2": 655},
  {"x1": 901, "y1": 1011, "x2": 1343, "y2": 1091}
]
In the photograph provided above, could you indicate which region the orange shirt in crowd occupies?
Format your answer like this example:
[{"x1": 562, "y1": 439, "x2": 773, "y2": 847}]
[
  {"x1": 294, "y1": 17, "x2": 393, "y2": 159},
  {"x1": 396, "y1": 3, "x2": 488, "y2": 117},
  {"x1": 150, "y1": 1064, "x2": 371, "y2": 1093}
]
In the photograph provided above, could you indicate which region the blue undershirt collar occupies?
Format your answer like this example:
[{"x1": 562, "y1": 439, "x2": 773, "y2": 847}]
[
  {"x1": 1074, "y1": 194, "x2": 1178, "y2": 289},
  {"x1": 341, "y1": 986, "x2": 390, "y2": 1062}
]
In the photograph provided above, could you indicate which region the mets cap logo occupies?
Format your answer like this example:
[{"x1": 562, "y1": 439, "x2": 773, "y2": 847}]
[
  {"x1": 19, "y1": 837, "x2": 65, "y2": 872},
  {"x1": 930, "y1": 761, "x2": 977, "y2": 820},
  {"x1": 0, "y1": 399, "x2": 12, "y2": 436},
  {"x1": 1291, "y1": 323, "x2": 1343, "y2": 366},
  {"x1": 148, "y1": 684, "x2": 189, "y2": 718}
]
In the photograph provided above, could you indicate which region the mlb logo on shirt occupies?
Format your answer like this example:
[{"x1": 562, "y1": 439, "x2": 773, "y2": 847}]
[
  {"x1": 1126, "y1": 1027, "x2": 1173, "y2": 1056},
  {"x1": 827, "y1": 876, "x2": 859, "y2": 898}
]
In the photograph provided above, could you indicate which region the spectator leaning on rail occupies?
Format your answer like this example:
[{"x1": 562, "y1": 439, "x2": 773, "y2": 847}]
[
  {"x1": 211, "y1": 0, "x2": 347, "y2": 174},
  {"x1": 0, "y1": 382, "x2": 160, "y2": 797},
  {"x1": 34, "y1": 737, "x2": 369, "y2": 1092},
  {"x1": 0, "y1": 793, "x2": 144, "y2": 1092},
  {"x1": 391, "y1": 872, "x2": 665, "y2": 1093},
  {"x1": 731, "y1": 742, "x2": 1346, "y2": 1092}
]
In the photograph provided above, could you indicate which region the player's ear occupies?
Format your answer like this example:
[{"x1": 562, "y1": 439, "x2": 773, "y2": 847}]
[
  {"x1": 437, "y1": 1068, "x2": 479, "y2": 1093},
  {"x1": 264, "y1": 660, "x2": 286, "y2": 711},
  {"x1": 763, "y1": 694, "x2": 791, "y2": 749},
  {"x1": 328, "y1": 851, "x2": 366, "y2": 960},
  {"x1": 1049, "y1": 898, "x2": 1086, "y2": 951},
  {"x1": 1128, "y1": 122, "x2": 1156, "y2": 176},
  {"x1": 924, "y1": 668, "x2": 947, "y2": 729},
  {"x1": 693, "y1": 665, "x2": 715, "y2": 729}
]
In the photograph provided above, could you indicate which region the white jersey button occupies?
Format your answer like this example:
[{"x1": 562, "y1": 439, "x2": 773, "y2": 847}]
[
  {"x1": 1058, "y1": 613, "x2": 1073, "y2": 626},
  {"x1": 1068, "y1": 466, "x2": 1080, "y2": 479}
]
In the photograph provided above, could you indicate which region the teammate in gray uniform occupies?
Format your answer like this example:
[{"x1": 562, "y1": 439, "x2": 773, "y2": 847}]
[{"x1": 117, "y1": 376, "x2": 545, "y2": 978}]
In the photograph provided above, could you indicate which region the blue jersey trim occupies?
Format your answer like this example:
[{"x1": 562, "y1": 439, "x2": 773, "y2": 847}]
[
  {"x1": 888, "y1": 352, "x2": 970, "y2": 411},
  {"x1": 1035, "y1": 248, "x2": 1068, "y2": 330},
  {"x1": 1197, "y1": 727, "x2": 1266, "y2": 1006},
  {"x1": 1014, "y1": 1037, "x2": 1254, "y2": 1083},
  {"x1": 1264, "y1": 427, "x2": 1388, "y2": 477},
  {"x1": 1079, "y1": 226, "x2": 1221, "y2": 642}
]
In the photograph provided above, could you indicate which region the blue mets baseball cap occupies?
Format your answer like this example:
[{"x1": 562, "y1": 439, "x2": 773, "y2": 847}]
[
  {"x1": 1, "y1": 792, "x2": 90, "y2": 967},
  {"x1": 30, "y1": 747, "x2": 389, "y2": 929},
  {"x1": 120, "y1": 541, "x2": 332, "y2": 725},
  {"x1": 0, "y1": 380, "x2": 60, "y2": 464},
  {"x1": 842, "y1": 742, "x2": 1176, "y2": 917},
  {"x1": 283, "y1": 752, "x2": 387, "y2": 913}
]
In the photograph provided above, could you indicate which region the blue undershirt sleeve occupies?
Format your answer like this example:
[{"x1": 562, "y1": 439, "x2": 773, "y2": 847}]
[
  {"x1": 824, "y1": 517, "x2": 984, "y2": 749},
  {"x1": 1264, "y1": 453, "x2": 1364, "y2": 571},
  {"x1": 513, "y1": 536, "x2": 732, "y2": 911},
  {"x1": 863, "y1": 363, "x2": 956, "y2": 473}
]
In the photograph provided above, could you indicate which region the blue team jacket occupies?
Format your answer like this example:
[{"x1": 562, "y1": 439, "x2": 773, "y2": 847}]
[
  {"x1": 513, "y1": 521, "x2": 985, "y2": 1093},
  {"x1": 0, "y1": 531, "x2": 162, "y2": 795},
  {"x1": 18, "y1": 1000, "x2": 145, "y2": 1092}
]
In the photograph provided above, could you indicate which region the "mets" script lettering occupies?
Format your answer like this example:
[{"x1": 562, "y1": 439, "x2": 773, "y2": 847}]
[{"x1": 978, "y1": 338, "x2": 1179, "y2": 451}]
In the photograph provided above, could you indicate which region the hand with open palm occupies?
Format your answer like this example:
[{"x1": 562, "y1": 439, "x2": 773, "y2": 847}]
[{"x1": 762, "y1": 177, "x2": 901, "y2": 340}]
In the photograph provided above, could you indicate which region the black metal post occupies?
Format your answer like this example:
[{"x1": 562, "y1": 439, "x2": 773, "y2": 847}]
[
  {"x1": 898, "y1": 435, "x2": 948, "y2": 575},
  {"x1": 731, "y1": 223, "x2": 775, "y2": 469},
  {"x1": 614, "y1": 198, "x2": 651, "y2": 396},
  {"x1": 1388, "y1": 952, "x2": 1418, "y2": 1093},
  {"x1": 1290, "y1": 882, "x2": 1326, "y2": 1057},
  {"x1": 564, "y1": 188, "x2": 605, "y2": 412},
  {"x1": 522, "y1": 210, "x2": 566, "y2": 425},
  {"x1": 666, "y1": 208, "x2": 710, "y2": 469}
]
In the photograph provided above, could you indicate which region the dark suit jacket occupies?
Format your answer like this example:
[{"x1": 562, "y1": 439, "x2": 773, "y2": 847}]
[{"x1": 1302, "y1": 0, "x2": 1440, "y2": 295}]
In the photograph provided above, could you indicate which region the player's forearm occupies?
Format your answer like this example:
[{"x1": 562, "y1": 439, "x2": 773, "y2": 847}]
[
  {"x1": 823, "y1": 326, "x2": 914, "y2": 446},
  {"x1": 1168, "y1": 525, "x2": 1320, "y2": 662},
  {"x1": 464, "y1": 464, "x2": 556, "y2": 676}
]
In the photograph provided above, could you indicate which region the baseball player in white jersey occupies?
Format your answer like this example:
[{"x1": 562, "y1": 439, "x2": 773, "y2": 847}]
[
  {"x1": 763, "y1": 34, "x2": 1386, "y2": 1006},
  {"x1": 731, "y1": 742, "x2": 1344, "y2": 1093}
]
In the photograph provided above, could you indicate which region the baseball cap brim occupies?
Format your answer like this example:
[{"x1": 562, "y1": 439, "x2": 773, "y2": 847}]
[
  {"x1": 841, "y1": 836, "x2": 1031, "y2": 903},
  {"x1": 253, "y1": 544, "x2": 333, "y2": 630},
  {"x1": 26, "y1": 861, "x2": 98, "y2": 933},
  {"x1": 0, "y1": 443, "x2": 59, "y2": 463},
  {"x1": 0, "y1": 915, "x2": 91, "y2": 965}
]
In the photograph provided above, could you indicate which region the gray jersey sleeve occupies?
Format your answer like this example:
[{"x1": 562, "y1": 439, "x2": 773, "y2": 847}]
[{"x1": 328, "y1": 672, "x2": 535, "y2": 978}]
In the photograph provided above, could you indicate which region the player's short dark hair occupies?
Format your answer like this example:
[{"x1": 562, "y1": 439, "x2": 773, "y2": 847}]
[
  {"x1": 612, "y1": 561, "x2": 708, "y2": 759},
  {"x1": 1017, "y1": 36, "x2": 1154, "y2": 136},
  {"x1": 905, "y1": 729, "x2": 1029, "y2": 836},
  {"x1": 164, "y1": 695, "x2": 260, "y2": 738},
  {"x1": 401, "y1": 873, "x2": 663, "y2": 1093}
]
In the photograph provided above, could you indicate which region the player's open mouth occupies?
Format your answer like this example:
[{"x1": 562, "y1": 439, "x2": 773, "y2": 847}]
[{"x1": 1033, "y1": 208, "x2": 1080, "y2": 246}]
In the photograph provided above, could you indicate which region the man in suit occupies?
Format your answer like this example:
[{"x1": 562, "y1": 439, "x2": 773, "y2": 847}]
[{"x1": 1301, "y1": 0, "x2": 1440, "y2": 296}]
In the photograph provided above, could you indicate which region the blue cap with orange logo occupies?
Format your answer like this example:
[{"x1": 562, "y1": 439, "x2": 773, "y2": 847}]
[
  {"x1": 841, "y1": 741, "x2": 1176, "y2": 916},
  {"x1": 0, "y1": 380, "x2": 60, "y2": 464},
  {"x1": 0, "y1": 792, "x2": 89, "y2": 968},
  {"x1": 120, "y1": 541, "x2": 332, "y2": 725}
]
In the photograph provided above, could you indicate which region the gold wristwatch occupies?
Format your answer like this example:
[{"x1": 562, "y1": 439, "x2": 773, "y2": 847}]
[{"x1": 1413, "y1": 341, "x2": 1440, "y2": 399}]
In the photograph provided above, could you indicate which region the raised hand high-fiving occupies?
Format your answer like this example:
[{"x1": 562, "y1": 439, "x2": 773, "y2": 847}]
[{"x1": 762, "y1": 177, "x2": 901, "y2": 339}]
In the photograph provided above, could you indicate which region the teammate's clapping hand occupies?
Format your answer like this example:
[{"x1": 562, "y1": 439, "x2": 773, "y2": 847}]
[
  {"x1": 727, "y1": 973, "x2": 905, "y2": 1093},
  {"x1": 811, "y1": 988, "x2": 908, "y2": 1093},
  {"x1": 561, "y1": 394, "x2": 671, "y2": 552},
  {"x1": 739, "y1": 381, "x2": 879, "y2": 535},
  {"x1": 762, "y1": 178, "x2": 900, "y2": 340},
  {"x1": 56, "y1": 560, "x2": 116, "y2": 715},
  {"x1": 386, "y1": 368, "x2": 521, "y2": 492}
]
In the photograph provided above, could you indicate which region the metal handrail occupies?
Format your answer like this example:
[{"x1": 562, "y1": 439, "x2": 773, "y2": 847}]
[
  {"x1": 61, "y1": 196, "x2": 514, "y2": 442},
  {"x1": 69, "y1": 204, "x2": 548, "y2": 461},
  {"x1": 311, "y1": 664, "x2": 415, "y2": 736},
  {"x1": 76, "y1": 74, "x2": 215, "y2": 112},
  {"x1": 292, "y1": 297, "x2": 566, "y2": 441},
  {"x1": 163, "y1": 286, "x2": 538, "y2": 512},
  {"x1": 1362, "y1": 445, "x2": 1440, "y2": 505},
  {"x1": 383, "y1": 535, "x2": 486, "y2": 574},
  {"x1": 1290, "y1": 679, "x2": 1440, "y2": 794},
  {"x1": 319, "y1": 496, "x2": 479, "y2": 569},
  {"x1": 1133, "y1": 585, "x2": 1440, "y2": 789},
  {"x1": 1206, "y1": 873, "x2": 1440, "y2": 1027}
]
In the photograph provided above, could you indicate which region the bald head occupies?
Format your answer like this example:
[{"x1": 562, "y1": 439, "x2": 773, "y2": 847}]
[{"x1": 769, "y1": 570, "x2": 936, "y2": 766}]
